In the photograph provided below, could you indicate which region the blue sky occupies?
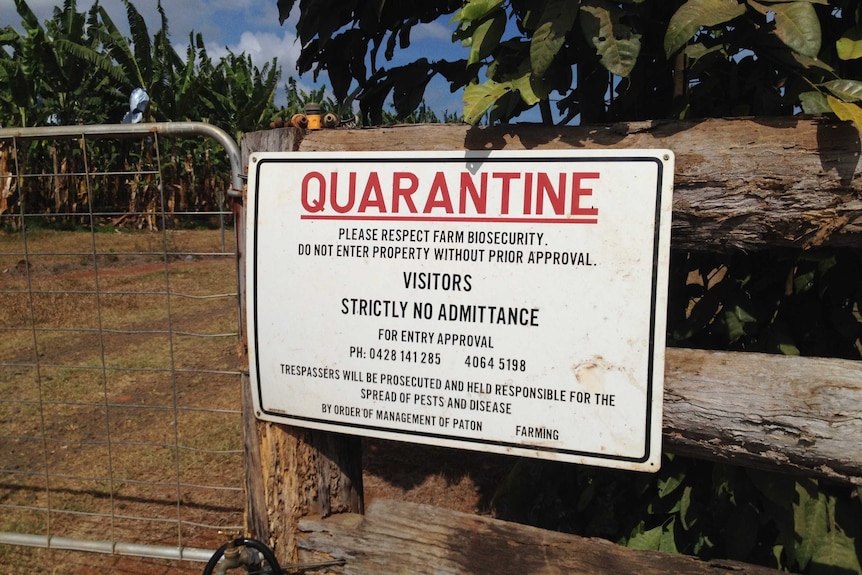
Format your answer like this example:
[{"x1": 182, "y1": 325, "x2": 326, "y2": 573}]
[{"x1": 1, "y1": 0, "x2": 468, "y2": 117}]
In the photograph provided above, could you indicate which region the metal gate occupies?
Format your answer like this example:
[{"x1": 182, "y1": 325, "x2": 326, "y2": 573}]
[{"x1": 0, "y1": 122, "x2": 245, "y2": 567}]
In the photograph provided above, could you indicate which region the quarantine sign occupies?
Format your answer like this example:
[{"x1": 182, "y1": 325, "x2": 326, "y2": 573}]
[{"x1": 246, "y1": 150, "x2": 674, "y2": 472}]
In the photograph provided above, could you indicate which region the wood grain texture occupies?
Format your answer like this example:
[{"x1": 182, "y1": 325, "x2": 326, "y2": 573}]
[
  {"x1": 295, "y1": 118, "x2": 862, "y2": 250},
  {"x1": 241, "y1": 409, "x2": 364, "y2": 564},
  {"x1": 664, "y1": 348, "x2": 862, "y2": 485},
  {"x1": 242, "y1": 375, "x2": 270, "y2": 544},
  {"x1": 296, "y1": 499, "x2": 785, "y2": 575},
  {"x1": 240, "y1": 127, "x2": 363, "y2": 565},
  {"x1": 241, "y1": 126, "x2": 303, "y2": 169}
]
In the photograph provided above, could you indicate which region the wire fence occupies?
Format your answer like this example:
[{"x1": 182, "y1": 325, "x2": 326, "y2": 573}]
[{"x1": 0, "y1": 123, "x2": 245, "y2": 567}]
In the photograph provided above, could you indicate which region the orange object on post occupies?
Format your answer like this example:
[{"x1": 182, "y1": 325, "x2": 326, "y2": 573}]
[{"x1": 305, "y1": 103, "x2": 321, "y2": 130}]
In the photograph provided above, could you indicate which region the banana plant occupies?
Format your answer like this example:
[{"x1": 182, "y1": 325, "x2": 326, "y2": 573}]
[
  {"x1": 208, "y1": 51, "x2": 281, "y2": 142},
  {"x1": 0, "y1": 0, "x2": 108, "y2": 126}
]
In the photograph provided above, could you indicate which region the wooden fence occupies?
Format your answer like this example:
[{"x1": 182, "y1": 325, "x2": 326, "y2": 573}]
[{"x1": 238, "y1": 118, "x2": 861, "y2": 574}]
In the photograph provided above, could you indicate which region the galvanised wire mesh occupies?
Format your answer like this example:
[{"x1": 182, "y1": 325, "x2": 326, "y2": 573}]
[{"x1": 0, "y1": 124, "x2": 244, "y2": 565}]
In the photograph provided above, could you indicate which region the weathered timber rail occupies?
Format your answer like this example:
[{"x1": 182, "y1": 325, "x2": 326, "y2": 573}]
[
  {"x1": 294, "y1": 500, "x2": 785, "y2": 575},
  {"x1": 664, "y1": 348, "x2": 861, "y2": 485},
  {"x1": 293, "y1": 117, "x2": 862, "y2": 251}
]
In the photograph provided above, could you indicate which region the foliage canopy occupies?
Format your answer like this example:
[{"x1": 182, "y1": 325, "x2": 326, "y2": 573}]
[
  {"x1": 0, "y1": 0, "x2": 279, "y2": 140},
  {"x1": 278, "y1": 0, "x2": 862, "y2": 127}
]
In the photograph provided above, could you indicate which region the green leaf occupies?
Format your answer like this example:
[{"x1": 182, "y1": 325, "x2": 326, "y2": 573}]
[
  {"x1": 13, "y1": 0, "x2": 42, "y2": 32},
  {"x1": 724, "y1": 320, "x2": 745, "y2": 343},
  {"x1": 734, "y1": 305, "x2": 757, "y2": 323},
  {"x1": 792, "y1": 481, "x2": 862, "y2": 573},
  {"x1": 54, "y1": 38, "x2": 128, "y2": 86},
  {"x1": 530, "y1": 0, "x2": 579, "y2": 77},
  {"x1": 778, "y1": 343, "x2": 800, "y2": 355},
  {"x1": 468, "y1": 10, "x2": 506, "y2": 65},
  {"x1": 823, "y1": 79, "x2": 862, "y2": 102},
  {"x1": 390, "y1": 60, "x2": 433, "y2": 118},
  {"x1": 684, "y1": 42, "x2": 728, "y2": 62},
  {"x1": 827, "y1": 96, "x2": 862, "y2": 133},
  {"x1": 452, "y1": 0, "x2": 505, "y2": 24},
  {"x1": 788, "y1": 50, "x2": 834, "y2": 72},
  {"x1": 794, "y1": 269, "x2": 815, "y2": 293},
  {"x1": 793, "y1": 480, "x2": 824, "y2": 570},
  {"x1": 664, "y1": 0, "x2": 747, "y2": 58},
  {"x1": 772, "y1": 544, "x2": 786, "y2": 569},
  {"x1": 725, "y1": 305, "x2": 755, "y2": 342},
  {"x1": 811, "y1": 524, "x2": 862, "y2": 574},
  {"x1": 837, "y1": 26, "x2": 862, "y2": 60},
  {"x1": 659, "y1": 518, "x2": 679, "y2": 553},
  {"x1": 627, "y1": 519, "x2": 679, "y2": 553},
  {"x1": 773, "y1": 2, "x2": 821, "y2": 58},
  {"x1": 627, "y1": 522, "x2": 663, "y2": 550},
  {"x1": 750, "y1": 0, "x2": 821, "y2": 58},
  {"x1": 799, "y1": 90, "x2": 830, "y2": 114},
  {"x1": 511, "y1": 67, "x2": 547, "y2": 105},
  {"x1": 658, "y1": 474, "x2": 683, "y2": 498},
  {"x1": 678, "y1": 485, "x2": 694, "y2": 529},
  {"x1": 463, "y1": 80, "x2": 512, "y2": 124},
  {"x1": 123, "y1": 0, "x2": 153, "y2": 84},
  {"x1": 580, "y1": 0, "x2": 642, "y2": 77},
  {"x1": 488, "y1": 89, "x2": 525, "y2": 124}
]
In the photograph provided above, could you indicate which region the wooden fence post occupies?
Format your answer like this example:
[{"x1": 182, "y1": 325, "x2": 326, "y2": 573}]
[
  {"x1": 239, "y1": 127, "x2": 364, "y2": 564},
  {"x1": 235, "y1": 118, "x2": 862, "y2": 571}
]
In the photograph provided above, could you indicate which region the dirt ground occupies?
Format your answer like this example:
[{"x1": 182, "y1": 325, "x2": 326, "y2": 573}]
[
  {"x1": 0, "y1": 229, "x2": 516, "y2": 575},
  {"x1": 8, "y1": 442, "x2": 514, "y2": 575},
  {"x1": 1, "y1": 445, "x2": 511, "y2": 575}
]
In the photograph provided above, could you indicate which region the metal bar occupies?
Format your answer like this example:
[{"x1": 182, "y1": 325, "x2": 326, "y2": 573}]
[
  {"x1": 0, "y1": 121, "x2": 243, "y2": 197},
  {"x1": 151, "y1": 132, "x2": 187, "y2": 551},
  {"x1": 12, "y1": 169, "x2": 160, "y2": 178},
  {"x1": 12, "y1": 135, "x2": 57, "y2": 544},
  {"x1": 0, "y1": 473, "x2": 244, "y2": 492},
  {"x1": 2, "y1": 286, "x2": 236, "y2": 296},
  {"x1": 0, "y1": 434, "x2": 243, "y2": 452},
  {"x1": 2, "y1": 291, "x2": 239, "y2": 299},
  {"x1": 0, "y1": 532, "x2": 215, "y2": 562},
  {"x1": 1, "y1": 362, "x2": 242, "y2": 376},
  {"x1": 0, "y1": 251, "x2": 236, "y2": 257},
  {"x1": 0, "y1": 326, "x2": 239, "y2": 336},
  {"x1": 0, "y1": 210, "x2": 234, "y2": 217},
  {"x1": 0, "y1": 400, "x2": 241, "y2": 416}
]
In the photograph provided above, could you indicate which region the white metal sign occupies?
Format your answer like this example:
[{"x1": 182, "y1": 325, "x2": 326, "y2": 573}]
[{"x1": 246, "y1": 149, "x2": 673, "y2": 471}]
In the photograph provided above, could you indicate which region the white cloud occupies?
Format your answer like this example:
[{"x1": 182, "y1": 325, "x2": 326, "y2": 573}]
[
  {"x1": 170, "y1": 1, "x2": 285, "y2": 45},
  {"x1": 206, "y1": 30, "x2": 301, "y2": 70},
  {"x1": 411, "y1": 20, "x2": 454, "y2": 43},
  {"x1": 209, "y1": 0, "x2": 257, "y2": 9}
]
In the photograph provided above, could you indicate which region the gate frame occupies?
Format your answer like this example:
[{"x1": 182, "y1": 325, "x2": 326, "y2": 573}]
[{"x1": 0, "y1": 121, "x2": 244, "y2": 564}]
